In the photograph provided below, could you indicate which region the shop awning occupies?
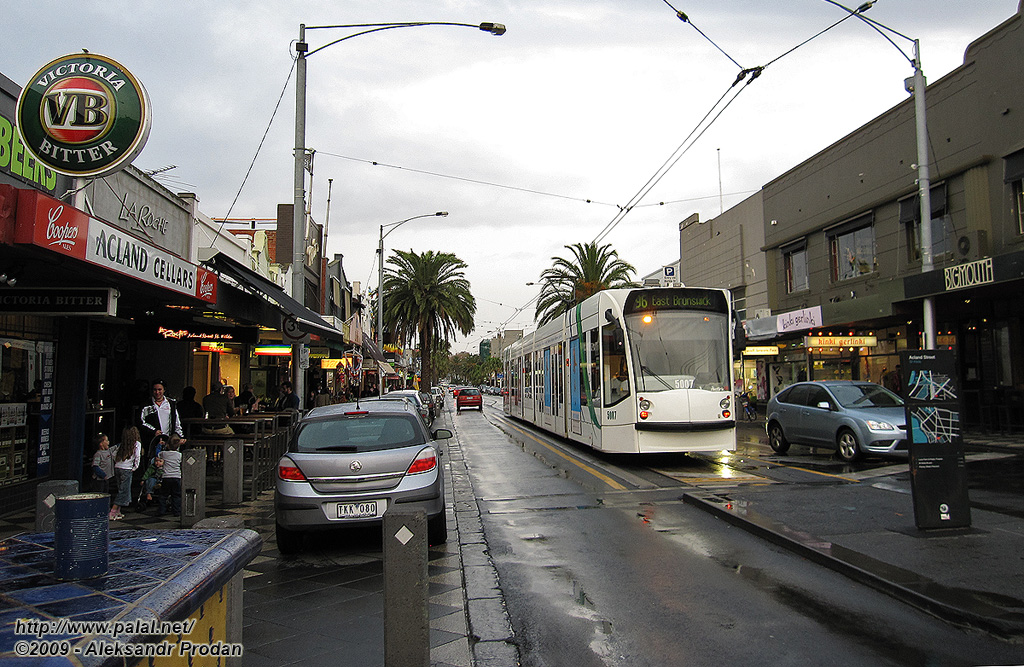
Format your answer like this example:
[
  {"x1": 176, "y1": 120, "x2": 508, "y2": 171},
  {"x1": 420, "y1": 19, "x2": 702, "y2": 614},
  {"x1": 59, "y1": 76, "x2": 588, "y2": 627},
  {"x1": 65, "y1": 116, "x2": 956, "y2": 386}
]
[
  {"x1": 379, "y1": 361, "x2": 398, "y2": 377},
  {"x1": 203, "y1": 253, "x2": 345, "y2": 343},
  {"x1": 362, "y1": 336, "x2": 386, "y2": 363}
]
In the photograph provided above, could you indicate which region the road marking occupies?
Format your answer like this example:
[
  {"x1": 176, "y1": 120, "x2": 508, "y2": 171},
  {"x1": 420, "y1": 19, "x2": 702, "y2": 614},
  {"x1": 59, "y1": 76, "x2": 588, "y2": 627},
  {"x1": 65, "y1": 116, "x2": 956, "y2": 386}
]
[
  {"x1": 778, "y1": 465, "x2": 860, "y2": 482},
  {"x1": 498, "y1": 420, "x2": 628, "y2": 491}
]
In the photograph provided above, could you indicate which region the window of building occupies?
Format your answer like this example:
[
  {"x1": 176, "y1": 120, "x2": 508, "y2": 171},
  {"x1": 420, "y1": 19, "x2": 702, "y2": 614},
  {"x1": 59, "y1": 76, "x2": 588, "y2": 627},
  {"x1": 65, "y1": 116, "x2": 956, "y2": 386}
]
[
  {"x1": 731, "y1": 286, "x2": 747, "y2": 322},
  {"x1": 783, "y1": 244, "x2": 808, "y2": 293},
  {"x1": 901, "y1": 183, "x2": 949, "y2": 262},
  {"x1": 1005, "y1": 149, "x2": 1024, "y2": 235},
  {"x1": 828, "y1": 215, "x2": 876, "y2": 282}
]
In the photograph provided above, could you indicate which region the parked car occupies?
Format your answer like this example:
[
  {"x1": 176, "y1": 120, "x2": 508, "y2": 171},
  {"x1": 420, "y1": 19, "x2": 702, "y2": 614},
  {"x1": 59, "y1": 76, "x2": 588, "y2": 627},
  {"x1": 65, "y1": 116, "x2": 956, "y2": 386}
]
[
  {"x1": 765, "y1": 381, "x2": 907, "y2": 462},
  {"x1": 388, "y1": 389, "x2": 432, "y2": 425},
  {"x1": 274, "y1": 401, "x2": 453, "y2": 554},
  {"x1": 431, "y1": 386, "x2": 445, "y2": 409},
  {"x1": 456, "y1": 387, "x2": 483, "y2": 413}
]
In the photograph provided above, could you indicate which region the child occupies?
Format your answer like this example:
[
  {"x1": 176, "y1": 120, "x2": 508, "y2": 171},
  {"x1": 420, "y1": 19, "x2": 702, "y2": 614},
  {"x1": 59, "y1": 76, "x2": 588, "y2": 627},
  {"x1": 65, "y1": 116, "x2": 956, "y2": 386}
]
[
  {"x1": 89, "y1": 433, "x2": 114, "y2": 496},
  {"x1": 110, "y1": 426, "x2": 142, "y2": 521},
  {"x1": 138, "y1": 434, "x2": 169, "y2": 509},
  {"x1": 157, "y1": 435, "x2": 183, "y2": 517}
]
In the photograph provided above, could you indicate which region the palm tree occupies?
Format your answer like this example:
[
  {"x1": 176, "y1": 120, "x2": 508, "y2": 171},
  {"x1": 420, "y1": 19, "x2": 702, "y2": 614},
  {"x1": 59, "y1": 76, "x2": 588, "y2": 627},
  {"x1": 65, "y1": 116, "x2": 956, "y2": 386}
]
[
  {"x1": 383, "y1": 249, "x2": 475, "y2": 388},
  {"x1": 535, "y1": 241, "x2": 639, "y2": 325}
]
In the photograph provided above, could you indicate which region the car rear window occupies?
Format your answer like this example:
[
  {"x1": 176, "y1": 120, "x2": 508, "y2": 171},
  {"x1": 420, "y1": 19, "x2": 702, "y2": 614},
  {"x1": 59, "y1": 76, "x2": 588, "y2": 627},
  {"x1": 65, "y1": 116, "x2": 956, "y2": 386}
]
[
  {"x1": 461, "y1": 389, "x2": 480, "y2": 396},
  {"x1": 294, "y1": 414, "x2": 423, "y2": 453}
]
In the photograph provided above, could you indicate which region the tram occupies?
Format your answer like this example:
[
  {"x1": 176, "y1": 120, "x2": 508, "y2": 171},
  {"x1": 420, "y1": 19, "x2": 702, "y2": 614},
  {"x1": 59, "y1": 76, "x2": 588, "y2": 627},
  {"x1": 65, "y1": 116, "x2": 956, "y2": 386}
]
[{"x1": 502, "y1": 287, "x2": 736, "y2": 454}]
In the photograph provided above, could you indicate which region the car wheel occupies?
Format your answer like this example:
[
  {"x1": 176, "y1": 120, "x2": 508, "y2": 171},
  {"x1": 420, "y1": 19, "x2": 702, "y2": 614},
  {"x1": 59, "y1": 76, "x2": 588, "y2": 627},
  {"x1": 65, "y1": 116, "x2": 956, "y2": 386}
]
[
  {"x1": 428, "y1": 512, "x2": 448, "y2": 545},
  {"x1": 768, "y1": 422, "x2": 790, "y2": 454},
  {"x1": 837, "y1": 429, "x2": 861, "y2": 462},
  {"x1": 276, "y1": 522, "x2": 303, "y2": 555}
]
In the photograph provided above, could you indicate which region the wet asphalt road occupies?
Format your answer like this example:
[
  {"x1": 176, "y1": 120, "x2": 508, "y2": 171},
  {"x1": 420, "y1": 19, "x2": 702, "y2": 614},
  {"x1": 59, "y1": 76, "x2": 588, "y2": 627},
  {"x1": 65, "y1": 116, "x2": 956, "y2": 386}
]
[{"x1": 454, "y1": 398, "x2": 1023, "y2": 666}]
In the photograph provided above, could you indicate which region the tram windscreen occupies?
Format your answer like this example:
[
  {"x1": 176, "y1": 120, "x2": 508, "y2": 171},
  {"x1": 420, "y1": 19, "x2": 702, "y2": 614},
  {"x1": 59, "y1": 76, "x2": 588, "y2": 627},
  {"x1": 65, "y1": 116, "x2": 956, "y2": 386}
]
[{"x1": 623, "y1": 290, "x2": 730, "y2": 392}]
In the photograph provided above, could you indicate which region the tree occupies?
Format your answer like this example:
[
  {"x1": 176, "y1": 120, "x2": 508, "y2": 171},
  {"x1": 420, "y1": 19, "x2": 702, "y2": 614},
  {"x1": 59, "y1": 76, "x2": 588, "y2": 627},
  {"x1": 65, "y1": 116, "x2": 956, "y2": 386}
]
[
  {"x1": 383, "y1": 249, "x2": 475, "y2": 389},
  {"x1": 534, "y1": 241, "x2": 639, "y2": 325}
]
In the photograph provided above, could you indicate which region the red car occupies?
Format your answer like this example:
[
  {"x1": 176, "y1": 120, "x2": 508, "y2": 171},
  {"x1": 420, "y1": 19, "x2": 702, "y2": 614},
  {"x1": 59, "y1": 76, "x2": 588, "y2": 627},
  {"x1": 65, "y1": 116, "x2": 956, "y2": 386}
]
[{"x1": 456, "y1": 387, "x2": 482, "y2": 413}]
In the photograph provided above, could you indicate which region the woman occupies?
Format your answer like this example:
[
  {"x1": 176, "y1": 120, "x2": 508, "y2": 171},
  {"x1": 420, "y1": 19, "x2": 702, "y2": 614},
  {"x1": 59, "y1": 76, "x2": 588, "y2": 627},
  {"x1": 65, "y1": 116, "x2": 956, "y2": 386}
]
[{"x1": 110, "y1": 426, "x2": 142, "y2": 520}]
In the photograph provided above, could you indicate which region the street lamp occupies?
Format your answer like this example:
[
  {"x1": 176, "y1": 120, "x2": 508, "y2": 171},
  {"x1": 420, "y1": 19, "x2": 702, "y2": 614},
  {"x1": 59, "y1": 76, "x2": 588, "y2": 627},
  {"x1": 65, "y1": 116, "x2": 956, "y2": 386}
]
[
  {"x1": 290, "y1": 20, "x2": 504, "y2": 401},
  {"x1": 377, "y1": 212, "x2": 448, "y2": 395},
  {"x1": 825, "y1": 0, "x2": 936, "y2": 349}
]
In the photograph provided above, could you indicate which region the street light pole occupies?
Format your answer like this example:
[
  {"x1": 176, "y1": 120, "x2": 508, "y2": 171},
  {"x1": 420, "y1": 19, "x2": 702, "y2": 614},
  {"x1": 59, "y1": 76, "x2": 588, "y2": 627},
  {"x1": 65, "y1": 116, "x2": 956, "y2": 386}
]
[
  {"x1": 291, "y1": 20, "x2": 504, "y2": 402},
  {"x1": 826, "y1": 0, "x2": 935, "y2": 349},
  {"x1": 378, "y1": 212, "x2": 448, "y2": 396}
]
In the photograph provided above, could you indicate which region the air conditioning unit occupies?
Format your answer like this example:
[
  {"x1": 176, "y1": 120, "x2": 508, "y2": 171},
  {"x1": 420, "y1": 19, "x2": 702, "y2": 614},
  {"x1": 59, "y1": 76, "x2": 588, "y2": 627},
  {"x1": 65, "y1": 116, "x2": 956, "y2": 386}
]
[{"x1": 955, "y1": 230, "x2": 989, "y2": 262}]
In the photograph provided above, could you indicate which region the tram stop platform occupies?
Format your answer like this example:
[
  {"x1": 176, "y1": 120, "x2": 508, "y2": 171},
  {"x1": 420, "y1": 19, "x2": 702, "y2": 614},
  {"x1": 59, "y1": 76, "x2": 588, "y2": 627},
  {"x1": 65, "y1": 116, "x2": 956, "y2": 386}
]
[{"x1": 685, "y1": 431, "x2": 1024, "y2": 640}]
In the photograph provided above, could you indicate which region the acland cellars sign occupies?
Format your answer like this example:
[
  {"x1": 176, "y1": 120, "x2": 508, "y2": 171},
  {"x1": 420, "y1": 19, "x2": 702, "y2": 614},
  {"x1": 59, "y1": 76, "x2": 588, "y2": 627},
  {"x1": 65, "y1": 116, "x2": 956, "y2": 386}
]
[
  {"x1": 15, "y1": 53, "x2": 151, "y2": 178},
  {"x1": 15, "y1": 189, "x2": 216, "y2": 303}
]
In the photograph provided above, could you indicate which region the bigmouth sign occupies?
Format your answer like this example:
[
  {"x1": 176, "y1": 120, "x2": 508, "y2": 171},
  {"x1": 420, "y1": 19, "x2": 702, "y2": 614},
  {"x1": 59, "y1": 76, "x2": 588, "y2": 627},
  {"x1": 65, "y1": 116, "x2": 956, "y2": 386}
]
[{"x1": 16, "y1": 52, "x2": 151, "y2": 178}]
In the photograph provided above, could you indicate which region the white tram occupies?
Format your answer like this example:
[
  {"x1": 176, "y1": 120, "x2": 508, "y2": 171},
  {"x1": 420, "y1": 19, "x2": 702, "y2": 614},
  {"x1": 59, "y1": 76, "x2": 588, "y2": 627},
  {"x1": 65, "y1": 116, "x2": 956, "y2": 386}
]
[{"x1": 502, "y1": 287, "x2": 736, "y2": 454}]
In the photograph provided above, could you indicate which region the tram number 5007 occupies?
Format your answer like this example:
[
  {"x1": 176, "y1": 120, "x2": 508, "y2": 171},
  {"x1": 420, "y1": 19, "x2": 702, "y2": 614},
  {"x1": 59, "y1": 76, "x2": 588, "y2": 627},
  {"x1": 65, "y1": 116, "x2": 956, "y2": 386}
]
[{"x1": 606, "y1": 410, "x2": 616, "y2": 420}]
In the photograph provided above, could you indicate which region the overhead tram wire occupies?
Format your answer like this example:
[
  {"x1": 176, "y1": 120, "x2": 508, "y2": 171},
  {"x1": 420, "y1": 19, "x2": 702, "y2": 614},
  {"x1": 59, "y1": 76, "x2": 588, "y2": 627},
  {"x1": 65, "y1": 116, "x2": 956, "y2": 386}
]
[
  {"x1": 590, "y1": 4, "x2": 866, "y2": 246},
  {"x1": 317, "y1": 151, "x2": 622, "y2": 209}
]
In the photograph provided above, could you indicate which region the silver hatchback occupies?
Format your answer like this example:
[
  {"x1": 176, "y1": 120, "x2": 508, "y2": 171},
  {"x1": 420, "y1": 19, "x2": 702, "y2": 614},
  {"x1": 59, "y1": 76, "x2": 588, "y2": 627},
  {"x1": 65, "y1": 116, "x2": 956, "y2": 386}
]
[
  {"x1": 765, "y1": 381, "x2": 908, "y2": 462},
  {"x1": 274, "y1": 401, "x2": 452, "y2": 553}
]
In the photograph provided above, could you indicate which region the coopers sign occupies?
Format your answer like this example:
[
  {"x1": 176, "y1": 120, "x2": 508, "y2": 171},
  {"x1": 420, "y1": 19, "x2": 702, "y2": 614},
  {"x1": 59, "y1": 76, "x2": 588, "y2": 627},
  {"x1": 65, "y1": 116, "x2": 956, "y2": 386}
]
[
  {"x1": 15, "y1": 53, "x2": 151, "y2": 178},
  {"x1": 14, "y1": 189, "x2": 216, "y2": 303}
]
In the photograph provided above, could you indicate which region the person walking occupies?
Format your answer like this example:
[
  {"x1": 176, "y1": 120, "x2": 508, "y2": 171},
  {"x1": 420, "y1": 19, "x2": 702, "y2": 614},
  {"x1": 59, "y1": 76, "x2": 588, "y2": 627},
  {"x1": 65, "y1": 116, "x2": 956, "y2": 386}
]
[
  {"x1": 140, "y1": 379, "x2": 183, "y2": 441},
  {"x1": 110, "y1": 426, "x2": 142, "y2": 520}
]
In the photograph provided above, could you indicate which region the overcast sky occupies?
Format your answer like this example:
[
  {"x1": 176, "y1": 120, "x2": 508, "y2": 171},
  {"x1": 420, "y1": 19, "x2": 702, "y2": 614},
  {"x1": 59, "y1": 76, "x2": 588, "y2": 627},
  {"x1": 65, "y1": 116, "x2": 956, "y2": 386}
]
[{"x1": 3, "y1": 1, "x2": 1019, "y2": 352}]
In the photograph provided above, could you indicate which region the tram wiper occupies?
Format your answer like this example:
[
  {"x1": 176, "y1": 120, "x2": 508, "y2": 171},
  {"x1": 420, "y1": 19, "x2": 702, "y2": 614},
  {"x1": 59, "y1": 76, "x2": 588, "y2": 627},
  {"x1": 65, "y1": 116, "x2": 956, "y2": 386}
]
[{"x1": 641, "y1": 365, "x2": 674, "y2": 391}]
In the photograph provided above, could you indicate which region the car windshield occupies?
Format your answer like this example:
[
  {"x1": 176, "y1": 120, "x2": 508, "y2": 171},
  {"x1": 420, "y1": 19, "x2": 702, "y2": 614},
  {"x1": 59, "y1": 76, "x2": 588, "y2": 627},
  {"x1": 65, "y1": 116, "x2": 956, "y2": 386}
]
[
  {"x1": 829, "y1": 384, "x2": 904, "y2": 408},
  {"x1": 294, "y1": 414, "x2": 422, "y2": 452},
  {"x1": 625, "y1": 310, "x2": 730, "y2": 392}
]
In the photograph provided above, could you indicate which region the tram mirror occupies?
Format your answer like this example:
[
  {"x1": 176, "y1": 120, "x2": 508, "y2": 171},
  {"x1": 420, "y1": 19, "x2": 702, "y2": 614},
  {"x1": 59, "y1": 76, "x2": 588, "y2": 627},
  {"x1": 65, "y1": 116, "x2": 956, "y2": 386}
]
[{"x1": 605, "y1": 309, "x2": 615, "y2": 323}]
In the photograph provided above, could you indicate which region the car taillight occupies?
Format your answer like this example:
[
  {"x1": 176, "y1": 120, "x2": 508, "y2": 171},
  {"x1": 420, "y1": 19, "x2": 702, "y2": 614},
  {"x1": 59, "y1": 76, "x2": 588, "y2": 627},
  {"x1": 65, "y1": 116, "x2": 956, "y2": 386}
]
[
  {"x1": 407, "y1": 448, "x2": 437, "y2": 474},
  {"x1": 278, "y1": 458, "x2": 306, "y2": 481}
]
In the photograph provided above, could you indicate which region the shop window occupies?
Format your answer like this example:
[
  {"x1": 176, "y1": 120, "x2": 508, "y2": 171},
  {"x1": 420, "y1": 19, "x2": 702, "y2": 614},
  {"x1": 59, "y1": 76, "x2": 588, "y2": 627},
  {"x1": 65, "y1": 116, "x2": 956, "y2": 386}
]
[
  {"x1": 901, "y1": 183, "x2": 949, "y2": 262},
  {"x1": 828, "y1": 215, "x2": 876, "y2": 282},
  {"x1": 784, "y1": 245, "x2": 808, "y2": 294}
]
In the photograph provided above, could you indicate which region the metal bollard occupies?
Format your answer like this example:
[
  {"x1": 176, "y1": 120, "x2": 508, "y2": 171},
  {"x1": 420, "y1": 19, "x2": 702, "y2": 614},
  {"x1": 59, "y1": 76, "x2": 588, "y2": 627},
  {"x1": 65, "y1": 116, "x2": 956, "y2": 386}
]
[
  {"x1": 222, "y1": 439, "x2": 244, "y2": 505},
  {"x1": 35, "y1": 480, "x2": 79, "y2": 532},
  {"x1": 383, "y1": 508, "x2": 429, "y2": 667},
  {"x1": 180, "y1": 448, "x2": 207, "y2": 527},
  {"x1": 54, "y1": 493, "x2": 108, "y2": 580}
]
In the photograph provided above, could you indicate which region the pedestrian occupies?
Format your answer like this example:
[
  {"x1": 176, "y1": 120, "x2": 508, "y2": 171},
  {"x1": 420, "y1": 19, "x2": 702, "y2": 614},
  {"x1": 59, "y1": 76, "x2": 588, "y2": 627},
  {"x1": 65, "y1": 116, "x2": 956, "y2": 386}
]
[
  {"x1": 89, "y1": 433, "x2": 114, "y2": 496},
  {"x1": 157, "y1": 435, "x2": 183, "y2": 517},
  {"x1": 275, "y1": 381, "x2": 300, "y2": 411},
  {"x1": 140, "y1": 379, "x2": 183, "y2": 442},
  {"x1": 176, "y1": 386, "x2": 204, "y2": 420},
  {"x1": 110, "y1": 426, "x2": 142, "y2": 520}
]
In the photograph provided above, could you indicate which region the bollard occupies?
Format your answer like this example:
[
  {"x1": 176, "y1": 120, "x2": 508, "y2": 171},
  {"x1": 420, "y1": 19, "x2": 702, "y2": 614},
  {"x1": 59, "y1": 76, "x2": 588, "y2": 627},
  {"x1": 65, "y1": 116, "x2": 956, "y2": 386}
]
[
  {"x1": 222, "y1": 439, "x2": 244, "y2": 505},
  {"x1": 180, "y1": 448, "x2": 207, "y2": 527},
  {"x1": 383, "y1": 508, "x2": 429, "y2": 667},
  {"x1": 35, "y1": 480, "x2": 79, "y2": 532}
]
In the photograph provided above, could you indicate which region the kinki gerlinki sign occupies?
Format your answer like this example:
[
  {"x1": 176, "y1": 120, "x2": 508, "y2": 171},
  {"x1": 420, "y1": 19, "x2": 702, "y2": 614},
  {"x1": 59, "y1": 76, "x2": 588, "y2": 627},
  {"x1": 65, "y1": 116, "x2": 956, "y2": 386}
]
[{"x1": 16, "y1": 52, "x2": 152, "y2": 178}]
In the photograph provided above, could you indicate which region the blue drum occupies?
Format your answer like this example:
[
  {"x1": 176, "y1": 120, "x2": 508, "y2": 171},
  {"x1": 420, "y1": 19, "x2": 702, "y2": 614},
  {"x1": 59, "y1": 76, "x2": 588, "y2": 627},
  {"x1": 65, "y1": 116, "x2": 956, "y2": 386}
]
[{"x1": 54, "y1": 493, "x2": 109, "y2": 580}]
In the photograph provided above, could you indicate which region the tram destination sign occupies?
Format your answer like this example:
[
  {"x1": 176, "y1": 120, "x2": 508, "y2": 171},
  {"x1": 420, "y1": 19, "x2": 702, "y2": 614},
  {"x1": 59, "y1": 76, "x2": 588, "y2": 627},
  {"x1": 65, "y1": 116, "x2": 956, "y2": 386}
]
[
  {"x1": 623, "y1": 288, "x2": 728, "y2": 315},
  {"x1": 0, "y1": 287, "x2": 116, "y2": 316}
]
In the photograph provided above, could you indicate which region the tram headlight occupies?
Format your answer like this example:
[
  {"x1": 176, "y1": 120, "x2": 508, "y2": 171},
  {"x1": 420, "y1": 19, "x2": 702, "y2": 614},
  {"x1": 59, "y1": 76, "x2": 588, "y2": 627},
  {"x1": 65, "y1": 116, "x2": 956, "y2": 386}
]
[
  {"x1": 639, "y1": 399, "x2": 651, "y2": 411},
  {"x1": 720, "y1": 396, "x2": 731, "y2": 409}
]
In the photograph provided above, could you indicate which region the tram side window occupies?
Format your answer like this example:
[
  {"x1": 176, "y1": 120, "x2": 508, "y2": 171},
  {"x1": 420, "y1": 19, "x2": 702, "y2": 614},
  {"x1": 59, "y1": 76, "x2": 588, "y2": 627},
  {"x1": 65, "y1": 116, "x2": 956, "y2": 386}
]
[
  {"x1": 602, "y1": 322, "x2": 629, "y2": 407},
  {"x1": 589, "y1": 328, "x2": 601, "y2": 404}
]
